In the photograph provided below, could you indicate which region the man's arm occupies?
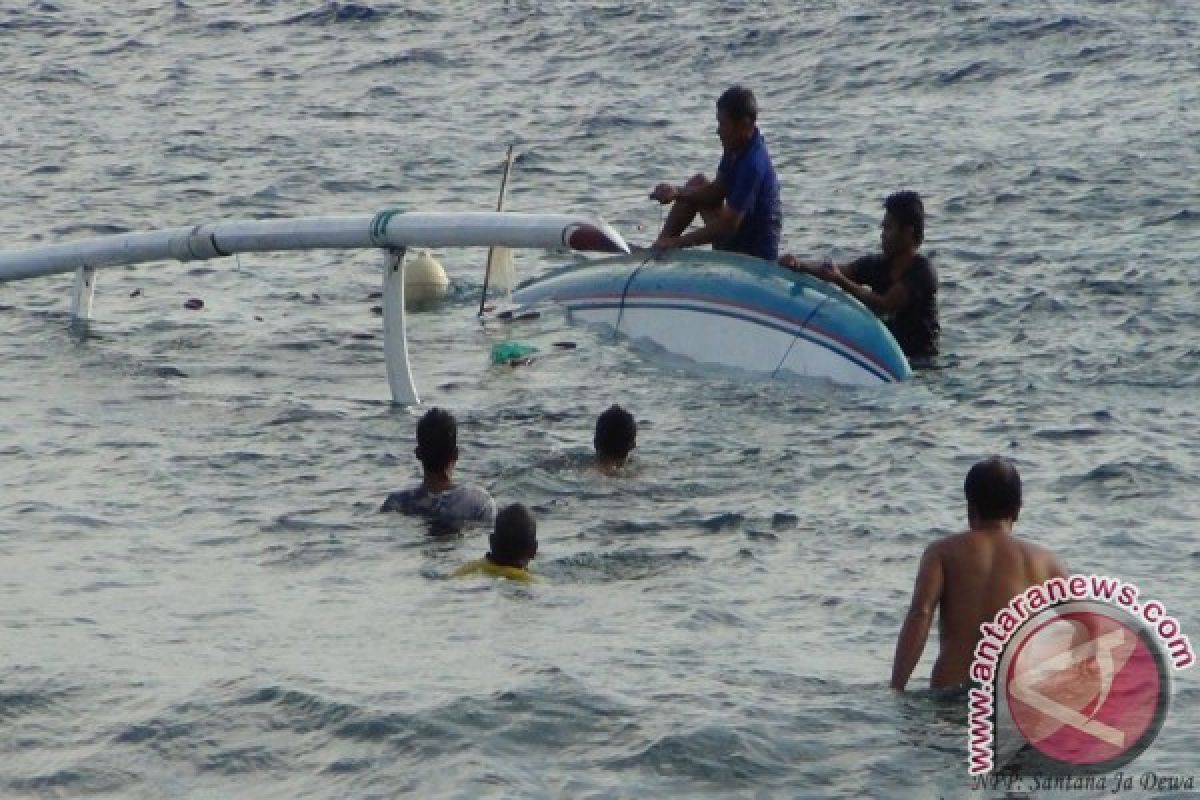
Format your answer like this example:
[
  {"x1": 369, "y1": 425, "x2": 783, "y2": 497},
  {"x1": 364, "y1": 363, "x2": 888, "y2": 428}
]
[
  {"x1": 780, "y1": 256, "x2": 910, "y2": 315},
  {"x1": 780, "y1": 255, "x2": 844, "y2": 276},
  {"x1": 891, "y1": 543, "x2": 945, "y2": 691},
  {"x1": 829, "y1": 270, "x2": 911, "y2": 315},
  {"x1": 650, "y1": 178, "x2": 727, "y2": 209},
  {"x1": 652, "y1": 176, "x2": 744, "y2": 249}
]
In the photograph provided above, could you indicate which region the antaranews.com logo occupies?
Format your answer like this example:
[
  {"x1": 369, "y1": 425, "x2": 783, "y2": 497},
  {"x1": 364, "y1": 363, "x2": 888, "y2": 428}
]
[{"x1": 967, "y1": 575, "x2": 1194, "y2": 783}]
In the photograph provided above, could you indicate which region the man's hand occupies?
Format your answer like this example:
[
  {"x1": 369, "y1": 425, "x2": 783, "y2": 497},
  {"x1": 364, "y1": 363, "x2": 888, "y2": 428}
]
[
  {"x1": 779, "y1": 255, "x2": 835, "y2": 279},
  {"x1": 652, "y1": 235, "x2": 682, "y2": 250},
  {"x1": 650, "y1": 183, "x2": 678, "y2": 205},
  {"x1": 827, "y1": 267, "x2": 853, "y2": 290}
]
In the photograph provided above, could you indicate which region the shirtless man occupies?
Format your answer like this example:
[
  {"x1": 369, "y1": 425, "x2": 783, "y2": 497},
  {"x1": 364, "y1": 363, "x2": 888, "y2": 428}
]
[{"x1": 890, "y1": 457, "x2": 1068, "y2": 690}]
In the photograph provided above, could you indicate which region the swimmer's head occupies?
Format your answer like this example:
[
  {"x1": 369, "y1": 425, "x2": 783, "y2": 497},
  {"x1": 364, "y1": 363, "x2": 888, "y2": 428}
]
[
  {"x1": 882, "y1": 190, "x2": 925, "y2": 256},
  {"x1": 594, "y1": 404, "x2": 637, "y2": 466},
  {"x1": 964, "y1": 456, "x2": 1022, "y2": 523},
  {"x1": 415, "y1": 407, "x2": 458, "y2": 475},
  {"x1": 490, "y1": 503, "x2": 538, "y2": 568}
]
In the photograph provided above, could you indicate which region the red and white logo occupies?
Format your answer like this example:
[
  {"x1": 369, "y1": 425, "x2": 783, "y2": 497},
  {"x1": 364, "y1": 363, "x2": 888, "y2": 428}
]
[
  {"x1": 999, "y1": 603, "x2": 1169, "y2": 772},
  {"x1": 968, "y1": 577, "x2": 1193, "y2": 777}
]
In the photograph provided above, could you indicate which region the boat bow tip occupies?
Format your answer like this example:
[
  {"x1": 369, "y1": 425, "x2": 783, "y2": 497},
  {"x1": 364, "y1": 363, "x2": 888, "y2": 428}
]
[{"x1": 564, "y1": 221, "x2": 629, "y2": 255}]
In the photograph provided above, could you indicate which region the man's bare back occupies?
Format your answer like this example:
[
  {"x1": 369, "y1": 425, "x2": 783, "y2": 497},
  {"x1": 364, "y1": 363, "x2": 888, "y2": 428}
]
[
  {"x1": 891, "y1": 458, "x2": 1067, "y2": 691},
  {"x1": 928, "y1": 526, "x2": 1065, "y2": 687}
]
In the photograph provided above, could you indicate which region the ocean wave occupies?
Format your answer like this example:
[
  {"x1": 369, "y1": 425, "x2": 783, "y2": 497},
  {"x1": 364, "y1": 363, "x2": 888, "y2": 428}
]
[
  {"x1": 350, "y1": 49, "x2": 459, "y2": 72},
  {"x1": 3, "y1": 0, "x2": 1199, "y2": 795},
  {"x1": 545, "y1": 547, "x2": 702, "y2": 583},
  {"x1": 280, "y1": 3, "x2": 384, "y2": 26}
]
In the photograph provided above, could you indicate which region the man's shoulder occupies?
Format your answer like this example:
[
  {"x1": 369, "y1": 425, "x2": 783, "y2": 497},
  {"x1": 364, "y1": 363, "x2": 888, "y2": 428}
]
[
  {"x1": 1013, "y1": 536, "x2": 1061, "y2": 567},
  {"x1": 726, "y1": 132, "x2": 775, "y2": 174},
  {"x1": 443, "y1": 484, "x2": 496, "y2": 520},
  {"x1": 381, "y1": 486, "x2": 425, "y2": 513},
  {"x1": 910, "y1": 254, "x2": 938, "y2": 284},
  {"x1": 749, "y1": 128, "x2": 771, "y2": 153},
  {"x1": 746, "y1": 133, "x2": 777, "y2": 174},
  {"x1": 452, "y1": 558, "x2": 488, "y2": 577},
  {"x1": 933, "y1": 529, "x2": 983, "y2": 556},
  {"x1": 380, "y1": 484, "x2": 494, "y2": 524},
  {"x1": 1009, "y1": 533, "x2": 1044, "y2": 552},
  {"x1": 447, "y1": 483, "x2": 494, "y2": 505},
  {"x1": 845, "y1": 253, "x2": 883, "y2": 282},
  {"x1": 452, "y1": 558, "x2": 534, "y2": 583},
  {"x1": 717, "y1": 149, "x2": 734, "y2": 176}
]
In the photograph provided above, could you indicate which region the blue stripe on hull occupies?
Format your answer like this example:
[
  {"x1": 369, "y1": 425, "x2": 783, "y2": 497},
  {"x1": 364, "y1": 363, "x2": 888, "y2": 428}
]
[
  {"x1": 567, "y1": 297, "x2": 897, "y2": 383},
  {"x1": 514, "y1": 249, "x2": 911, "y2": 385}
]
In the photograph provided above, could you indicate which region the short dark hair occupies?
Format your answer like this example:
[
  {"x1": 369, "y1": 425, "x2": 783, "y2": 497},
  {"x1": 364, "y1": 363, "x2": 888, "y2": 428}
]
[
  {"x1": 716, "y1": 86, "x2": 758, "y2": 123},
  {"x1": 884, "y1": 190, "x2": 925, "y2": 245},
  {"x1": 491, "y1": 503, "x2": 538, "y2": 562},
  {"x1": 594, "y1": 404, "x2": 637, "y2": 460},
  {"x1": 415, "y1": 407, "x2": 458, "y2": 473},
  {"x1": 964, "y1": 457, "x2": 1022, "y2": 521}
]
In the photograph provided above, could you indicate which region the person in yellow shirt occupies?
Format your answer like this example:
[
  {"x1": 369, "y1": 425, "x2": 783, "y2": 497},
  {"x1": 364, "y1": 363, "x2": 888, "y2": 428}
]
[{"x1": 453, "y1": 503, "x2": 538, "y2": 583}]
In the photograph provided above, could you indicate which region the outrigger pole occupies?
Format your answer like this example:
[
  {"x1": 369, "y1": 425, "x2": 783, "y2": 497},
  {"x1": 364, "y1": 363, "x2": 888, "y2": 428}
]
[{"x1": 0, "y1": 209, "x2": 629, "y2": 404}]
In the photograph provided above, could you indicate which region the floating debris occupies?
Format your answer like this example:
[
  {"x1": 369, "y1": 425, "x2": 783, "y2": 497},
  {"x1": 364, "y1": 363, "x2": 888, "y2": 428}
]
[
  {"x1": 496, "y1": 309, "x2": 540, "y2": 321},
  {"x1": 491, "y1": 341, "x2": 537, "y2": 365}
]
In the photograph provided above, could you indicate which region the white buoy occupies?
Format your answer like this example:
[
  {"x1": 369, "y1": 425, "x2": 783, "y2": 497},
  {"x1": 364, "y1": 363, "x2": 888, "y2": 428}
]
[{"x1": 403, "y1": 248, "x2": 449, "y2": 305}]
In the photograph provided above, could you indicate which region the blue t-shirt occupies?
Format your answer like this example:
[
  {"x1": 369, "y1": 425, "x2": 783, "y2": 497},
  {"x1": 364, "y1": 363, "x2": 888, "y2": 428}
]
[{"x1": 716, "y1": 128, "x2": 782, "y2": 261}]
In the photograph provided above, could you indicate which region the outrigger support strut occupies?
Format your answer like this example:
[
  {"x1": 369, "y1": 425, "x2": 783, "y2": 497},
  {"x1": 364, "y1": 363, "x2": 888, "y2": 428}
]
[{"x1": 381, "y1": 247, "x2": 419, "y2": 406}]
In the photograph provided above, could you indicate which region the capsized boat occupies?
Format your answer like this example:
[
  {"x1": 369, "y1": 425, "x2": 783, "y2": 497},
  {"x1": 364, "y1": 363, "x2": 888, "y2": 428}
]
[{"x1": 512, "y1": 249, "x2": 911, "y2": 386}]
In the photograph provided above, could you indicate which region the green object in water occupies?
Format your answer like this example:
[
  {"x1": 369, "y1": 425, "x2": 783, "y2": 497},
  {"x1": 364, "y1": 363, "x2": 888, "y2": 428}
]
[{"x1": 491, "y1": 341, "x2": 538, "y2": 364}]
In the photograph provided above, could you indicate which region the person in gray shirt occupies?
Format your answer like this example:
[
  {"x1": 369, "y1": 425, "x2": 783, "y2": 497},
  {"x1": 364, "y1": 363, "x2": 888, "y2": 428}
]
[{"x1": 381, "y1": 408, "x2": 496, "y2": 529}]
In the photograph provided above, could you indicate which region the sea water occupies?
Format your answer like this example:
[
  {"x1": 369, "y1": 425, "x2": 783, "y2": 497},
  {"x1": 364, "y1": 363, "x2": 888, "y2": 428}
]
[{"x1": 1, "y1": 2, "x2": 1197, "y2": 798}]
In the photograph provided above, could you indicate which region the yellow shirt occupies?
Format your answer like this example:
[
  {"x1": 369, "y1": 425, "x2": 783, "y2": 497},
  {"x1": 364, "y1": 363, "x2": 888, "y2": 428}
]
[{"x1": 452, "y1": 558, "x2": 535, "y2": 583}]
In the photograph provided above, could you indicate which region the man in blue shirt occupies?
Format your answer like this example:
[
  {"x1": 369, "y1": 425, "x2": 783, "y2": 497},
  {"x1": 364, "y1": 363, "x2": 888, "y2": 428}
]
[{"x1": 650, "y1": 86, "x2": 782, "y2": 261}]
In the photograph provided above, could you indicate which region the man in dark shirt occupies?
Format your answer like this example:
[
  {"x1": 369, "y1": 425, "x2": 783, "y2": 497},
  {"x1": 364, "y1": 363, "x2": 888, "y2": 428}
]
[
  {"x1": 780, "y1": 191, "x2": 939, "y2": 359},
  {"x1": 649, "y1": 86, "x2": 783, "y2": 261}
]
